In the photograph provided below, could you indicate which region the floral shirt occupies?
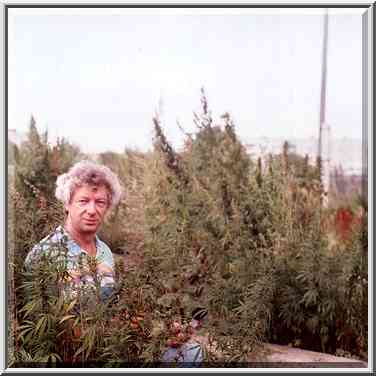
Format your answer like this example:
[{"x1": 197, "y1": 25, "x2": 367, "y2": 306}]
[{"x1": 25, "y1": 226, "x2": 116, "y2": 301}]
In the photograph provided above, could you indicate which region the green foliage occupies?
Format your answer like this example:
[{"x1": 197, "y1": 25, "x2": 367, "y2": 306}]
[
  {"x1": 13, "y1": 240, "x2": 157, "y2": 366},
  {"x1": 9, "y1": 119, "x2": 83, "y2": 319},
  {"x1": 144, "y1": 90, "x2": 277, "y2": 361},
  {"x1": 10, "y1": 97, "x2": 367, "y2": 366},
  {"x1": 142, "y1": 89, "x2": 367, "y2": 361},
  {"x1": 266, "y1": 151, "x2": 367, "y2": 357},
  {"x1": 9, "y1": 118, "x2": 86, "y2": 366},
  {"x1": 11, "y1": 117, "x2": 83, "y2": 258}
]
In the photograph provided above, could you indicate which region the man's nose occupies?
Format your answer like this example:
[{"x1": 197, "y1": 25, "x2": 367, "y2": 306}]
[{"x1": 86, "y1": 201, "x2": 96, "y2": 214}]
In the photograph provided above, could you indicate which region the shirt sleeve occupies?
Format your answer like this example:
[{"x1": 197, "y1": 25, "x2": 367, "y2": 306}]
[
  {"x1": 24, "y1": 244, "x2": 41, "y2": 270},
  {"x1": 24, "y1": 232, "x2": 70, "y2": 270}
]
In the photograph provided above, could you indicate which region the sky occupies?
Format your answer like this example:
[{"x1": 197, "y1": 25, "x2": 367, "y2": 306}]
[{"x1": 8, "y1": 7, "x2": 364, "y2": 154}]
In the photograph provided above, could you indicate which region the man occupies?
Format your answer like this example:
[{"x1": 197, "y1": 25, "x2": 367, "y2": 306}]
[
  {"x1": 25, "y1": 160, "x2": 123, "y2": 302},
  {"x1": 25, "y1": 159, "x2": 204, "y2": 364}
]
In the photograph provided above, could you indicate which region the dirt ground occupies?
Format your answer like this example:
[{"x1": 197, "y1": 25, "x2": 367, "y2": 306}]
[
  {"x1": 255, "y1": 343, "x2": 368, "y2": 368},
  {"x1": 190, "y1": 334, "x2": 368, "y2": 368}
]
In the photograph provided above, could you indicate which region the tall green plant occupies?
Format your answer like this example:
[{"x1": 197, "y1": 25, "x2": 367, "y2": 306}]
[{"x1": 143, "y1": 89, "x2": 277, "y2": 362}]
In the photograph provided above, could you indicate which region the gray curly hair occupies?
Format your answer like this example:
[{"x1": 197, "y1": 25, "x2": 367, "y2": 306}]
[{"x1": 55, "y1": 160, "x2": 123, "y2": 210}]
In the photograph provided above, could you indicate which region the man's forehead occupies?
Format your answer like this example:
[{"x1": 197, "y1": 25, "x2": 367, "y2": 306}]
[{"x1": 75, "y1": 184, "x2": 108, "y2": 196}]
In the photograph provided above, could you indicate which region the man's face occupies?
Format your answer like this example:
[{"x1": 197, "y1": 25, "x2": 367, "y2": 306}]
[{"x1": 66, "y1": 184, "x2": 109, "y2": 235}]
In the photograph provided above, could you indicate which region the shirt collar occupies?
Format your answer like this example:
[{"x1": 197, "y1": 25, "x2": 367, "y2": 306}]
[{"x1": 56, "y1": 225, "x2": 102, "y2": 255}]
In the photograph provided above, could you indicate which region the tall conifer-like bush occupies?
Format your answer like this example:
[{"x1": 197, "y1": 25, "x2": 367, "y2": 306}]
[
  {"x1": 143, "y1": 89, "x2": 277, "y2": 361},
  {"x1": 11, "y1": 116, "x2": 83, "y2": 260},
  {"x1": 9, "y1": 118, "x2": 84, "y2": 365}
]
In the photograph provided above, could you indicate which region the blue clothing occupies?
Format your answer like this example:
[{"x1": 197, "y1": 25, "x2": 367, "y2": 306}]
[
  {"x1": 25, "y1": 226, "x2": 116, "y2": 301},
  {"x1": 162, "y1": 341, "x2": 204, "y2": 367}
]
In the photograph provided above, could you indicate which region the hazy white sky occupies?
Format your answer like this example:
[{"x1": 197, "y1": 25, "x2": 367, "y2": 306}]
[{"x1": 8, "y1": 8, "x2": 364, "y2": 153}]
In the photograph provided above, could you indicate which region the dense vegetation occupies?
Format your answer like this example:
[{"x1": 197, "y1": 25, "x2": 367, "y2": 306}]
[{"x1": 8, "y1": 91, "x2": 367, "y2": 367}]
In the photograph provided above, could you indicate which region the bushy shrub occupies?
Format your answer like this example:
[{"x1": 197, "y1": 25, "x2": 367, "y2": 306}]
[
  {"x1": 143, "y1": 90, "x2": 282, "y2": 362},
  {"x1": 10, "y1": 117, "x2": 83, "y2": 261},
  {"x1": 10, "y1": 98, "x2": 367, "y2": 366},
  {"x1": 9, "y1": 118, "x2": 84, "y2": 365},
  {"x1": 142, "y1": 89, "x2": 367, "y2": 361},
  {"x1": 12, "y1": 240, "x2": 157, "y2": 366}
]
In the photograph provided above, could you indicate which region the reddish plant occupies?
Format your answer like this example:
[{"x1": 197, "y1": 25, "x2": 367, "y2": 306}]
[{"x1": 335, "y1": 207, "x2": 354, "y2": 242}]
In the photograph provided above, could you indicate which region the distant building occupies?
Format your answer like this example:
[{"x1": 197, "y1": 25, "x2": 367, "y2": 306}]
[{"x1": 245, "y1": 137, "x2": 363, "y2": 176}]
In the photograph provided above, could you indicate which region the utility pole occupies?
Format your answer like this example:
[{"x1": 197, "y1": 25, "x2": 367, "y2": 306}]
[{"x1": 318, "y1": 9, "x2": 331, "y2": 207}]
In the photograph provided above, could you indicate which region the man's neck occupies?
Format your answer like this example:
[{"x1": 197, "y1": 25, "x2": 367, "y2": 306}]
[{"x1": 64, "y1": 222, "x2": 97, "y2": 256}]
